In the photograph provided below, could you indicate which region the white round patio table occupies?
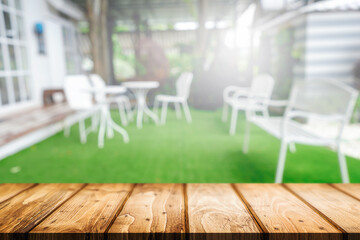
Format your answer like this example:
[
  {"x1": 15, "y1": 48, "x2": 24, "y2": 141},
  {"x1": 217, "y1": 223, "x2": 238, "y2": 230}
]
[
  {"x1": 122, "y1": 81, "x2": 159, "y2": 129},
  {"x1": 85, "y1": 86, "x2": 129, "y2": 148}
]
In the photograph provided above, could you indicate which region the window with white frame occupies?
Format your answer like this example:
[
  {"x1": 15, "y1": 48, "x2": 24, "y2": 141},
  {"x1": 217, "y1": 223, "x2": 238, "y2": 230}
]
[
  {"x1": 0, "y1": 0, "x2": 31, "y2": 107},
  {"x1": 62, "y1": 26, "x2": 81, "y2": 74}
]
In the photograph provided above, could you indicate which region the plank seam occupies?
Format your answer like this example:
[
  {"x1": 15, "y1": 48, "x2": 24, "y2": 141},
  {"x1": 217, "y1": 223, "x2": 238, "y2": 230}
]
[
  {"x1": 283, "y1": 184, "x2": 348, "y2": 236},
  {"x1": 24, "y1": 183, "x2": 88, "y2": 239},
  {"x1": 330, "y1": 184, "x2": 360, "y2": 202},
  {"x1": 104, "y1": 183, "x2": 136, "y2": 235},
  {"x1": 0, "y1": 183, "x2": 38, "y2": 205},
  {"x1": 183, "y1": 184, "x2": 190, "y2": 238},
  {"x1": 231, "y1": 184, "x2": 268, "y2": 237}
]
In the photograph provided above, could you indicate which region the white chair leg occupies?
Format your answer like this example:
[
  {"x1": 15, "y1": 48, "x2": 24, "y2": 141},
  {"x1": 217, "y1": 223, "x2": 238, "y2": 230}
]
[
  {"x1": 338, "y1": 146, "x2": 350, "y2": 183},
  {"x1": 289, "y1": 142, "x2": 296, "y2": 153},
  {"x1": 109, "y1": 118, "x2": 130, "y2": 143},
  {"x1": 79, "y1": 119, "x2": 87, "y2": 144},
  {"x1": 275, "y1": 141, "x2": 288, "y2": 183},
  {"x1": 229, "y1": 108, "x2": 238, "y2": 135},
  {"x1": 174, "y1": 102, "x2": 182, "y2": 119},
  {"x1": 222, "y1": 103, "x2": 228, "y2": 122},
  {"x1": 182, "y1": 101, "x2": 192, "y2": 123},
  {"x1": 91, "y1": 112, "x2": 99, "y2": 132},
  {"x1": 124, "y1": 98, "x2": 133, "y2": 121},
  {"x1": 98, "y1": 109, "x2": 107, "y2": 148},
  {"x1": 243, "y1": 120, "x2": 250, "y2": 154},
  {"x1": 118, "y1": 102, "x2": 128, "y2": 126},
  {"x1": 161, "y1": 101, "x2": 168, "y2": 125}
]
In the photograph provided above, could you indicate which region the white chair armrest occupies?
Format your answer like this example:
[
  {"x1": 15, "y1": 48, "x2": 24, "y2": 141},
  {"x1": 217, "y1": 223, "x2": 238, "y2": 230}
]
[
  {"x1": 286, "y1": 110, "x2": 344, "y2": 122},
  {"x1": 223, "y1": 86, "x2": 250, "y2": 99},
  {"x1": 267, "y1": 100, "x2": 289, "y2": 107}
]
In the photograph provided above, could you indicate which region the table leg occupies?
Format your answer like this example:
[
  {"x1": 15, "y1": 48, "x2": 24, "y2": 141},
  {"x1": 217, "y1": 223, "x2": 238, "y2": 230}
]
[
  {"x1": 133, "y1": 89, "x2": 159, "y2": 128},
  {"x1": 108, "y1": 116, "x2": 129, "y2": 143},
  {"x1": 144, "y1": 105, "x2": 159, "y2": 125},
  {"x1": 106, "y1": 112, "x2": 114, "y2": 139},
  {"x1": 98, "y1": 104, "x2": 129, "y2": 148},
  {"x1": 135, "y1": 90, "x2": 145, "y2": 129}
]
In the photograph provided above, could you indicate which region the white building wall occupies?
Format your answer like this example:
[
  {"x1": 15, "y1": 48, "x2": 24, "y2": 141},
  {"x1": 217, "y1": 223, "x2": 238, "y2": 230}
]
[
  {"x1": 0, "y1": 0, "x2": 80, "y2": 117},
  {"x1": 24, "y1": 0, "x2": 77, "y2": 106},
  {"x1": 304, "y1": 12, "x2": 360, "y2": 83}
]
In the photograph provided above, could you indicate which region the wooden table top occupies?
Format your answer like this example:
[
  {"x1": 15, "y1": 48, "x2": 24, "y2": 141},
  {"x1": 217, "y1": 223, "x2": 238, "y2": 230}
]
[{"x1": 0, "y1": 183, "x2": 359, "y2": 240}]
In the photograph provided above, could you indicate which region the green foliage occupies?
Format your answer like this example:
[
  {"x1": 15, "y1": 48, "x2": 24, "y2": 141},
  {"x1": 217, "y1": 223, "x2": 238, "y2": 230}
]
[
  {"x1": 150, "y1": 23, "x2": 169, "y2": 31},
  {"x1": 166, "y1": 51, "x2": 194, "y2": 77},
  {"x1": 114, "y1": 25, "x2": 130, "y2": 33},
  {"x1": 112, "y1": 35, "x2": 136, "y2": 81},
  {"x1": 78, "y1": 21, "x2": 89, "y2": 34}
]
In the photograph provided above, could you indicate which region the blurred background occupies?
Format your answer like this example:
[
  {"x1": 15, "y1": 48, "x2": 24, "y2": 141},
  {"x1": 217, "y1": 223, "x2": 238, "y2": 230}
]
[{"x1": 1, "y1": 0, "x2": 360, "y2": 183}]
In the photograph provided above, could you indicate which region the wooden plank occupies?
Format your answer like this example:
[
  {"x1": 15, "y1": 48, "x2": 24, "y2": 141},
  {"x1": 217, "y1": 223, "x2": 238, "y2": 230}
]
[
  {"x1": 187, "y1": 184, "x2": 261, "y2": 240},
  {"x1": 0, "y1": 184, "x2": 83, "y2": 238},
  {"x1": 108, "y1": 184, "x2": 184, "y2": 240},
  {"x1": 29, "y1": 184, "x2": 133, "y2": 240},
  {"x1": 235, "y1": 184, "x2": 341, "y2": 240},
  {"x1": 0, "y1": 184, "x2": 35, "y2": 204},
  {"x1": 287, "y1": 184, "x2": 360, "y2": 240},
  {"x1": 332, "y1": 184, "x2": 360, "y2": 201}
]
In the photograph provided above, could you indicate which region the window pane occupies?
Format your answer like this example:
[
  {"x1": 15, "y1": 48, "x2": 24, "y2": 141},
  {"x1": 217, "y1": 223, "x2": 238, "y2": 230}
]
[
  {"x1": 21, "y1": 46, "x2": 28, "y2": 70},
  {"x1": 24, "y1": 76, "x2": 31, "y2": 100},
  {"x1": 0, "y1": 11, "x2": 3, "y2": 37},
  {"x1": 0, "y1": 44, "x2": 4, "y2": 70},
  {"x1": 1, "y1": 0, "x2": 9, "y2": 6},
  {"x1": 16, "y1": 15, "x2": 24, "y2": 39},
  {"x1": 15, "y1": 0, "x2": 21, "y2": 9},
  {"x1": 12, "y1": 77, "x2": 20, "y2": 102},
  {"x1": 8, "y1": 45, "x2": 17, "y2": 70},
  {"x1": 3, "y1": 11, "x2": 14, "y2": 38},
  {"x1": 0, "y1": 77, "x2": 9, "y2": 105}
]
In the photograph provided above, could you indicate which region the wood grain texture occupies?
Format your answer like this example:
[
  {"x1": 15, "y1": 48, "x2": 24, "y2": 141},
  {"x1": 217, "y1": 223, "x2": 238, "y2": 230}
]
[
  {"x1": 236, "y1": 184, "x2": 341, "y2": 240},
  {"x1": 0, "y1": 184, "x2": 35, "y2": 204},
  {"x1": 108, "y1": 184, "x2": 185, "y2": 240},
  {"x1": 0, "y1": 184, "x2": 83, "y2": 234},
  {"x1": 287, "y1": 184, "x2": 360, "y2": 240},
  {"x1": 29, "y1": 184, "x2": 133, "y2": 240},
  {"x1": 187, "y1": 184, "x2": 260, "y2": 240},
  {"x1": 332, "y1": 184, "x2": 360, "y2": 201},
  {"x1": 0, "y1": 183, "x2": 359, "y2": 240}
]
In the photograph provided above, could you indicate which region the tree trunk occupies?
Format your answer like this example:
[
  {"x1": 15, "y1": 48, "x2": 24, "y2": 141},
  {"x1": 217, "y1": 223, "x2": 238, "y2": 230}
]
[
  {"x1": 133, "y1": 13, "x2": 141, "y2": 76},
  {"x1": 87, "y1": 0, "x2": 112, "y2": 83}
]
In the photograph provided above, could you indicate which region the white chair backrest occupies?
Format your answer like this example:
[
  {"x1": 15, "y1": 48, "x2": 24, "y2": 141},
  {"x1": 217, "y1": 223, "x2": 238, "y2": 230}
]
[
  {"x1": 89, "y1": 74, "x2": 106, "y2": 103},
  {"x1": 288, "y1": 79, "x2": 358, "y2": 123},
  {"x1": 250, "y1": 74, "x2": 275, "y2": 100},
  {"x1": 176, "y1": 72, "x2": 193, "y2": 99},
  {"x1": 64, "y1": 75, "x2": 93, "y2": 110}
]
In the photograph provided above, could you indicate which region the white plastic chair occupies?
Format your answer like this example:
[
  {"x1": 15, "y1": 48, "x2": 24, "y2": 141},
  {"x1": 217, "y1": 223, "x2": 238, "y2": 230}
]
[
  {"x1": 63, "y1": 75, "x2": 100, "y2": 144},
  {"x1": 224, "y1": 74, "x2": 275, "y2": 136},
  {"x1": 248, "y1": 79, "x2": 358, "y2": 183},
  {"x1": 89, "y1": 74, "x2": 133, "y2": 126},
  {"x1": 222, "y1": 85, "x2": 250, "y2": 122},
  {"x1": 154, "y1": 72, "x2": 193, "y2": 124}
]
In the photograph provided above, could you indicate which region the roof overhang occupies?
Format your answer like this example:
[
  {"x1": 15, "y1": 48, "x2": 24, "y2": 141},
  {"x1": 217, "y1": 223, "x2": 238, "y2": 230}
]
[
  {"x1": 256, "y1": 0, "x2": 360, "y2": 31},
  {"x1": 47, "y1": 0, "x2": 85, "y2": 21}
]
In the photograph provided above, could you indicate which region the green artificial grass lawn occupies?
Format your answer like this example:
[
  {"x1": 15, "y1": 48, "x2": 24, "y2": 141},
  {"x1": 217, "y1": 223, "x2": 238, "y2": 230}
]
[{"x1": 0, "y1": 109, "x2": 359, "y2": 183}]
